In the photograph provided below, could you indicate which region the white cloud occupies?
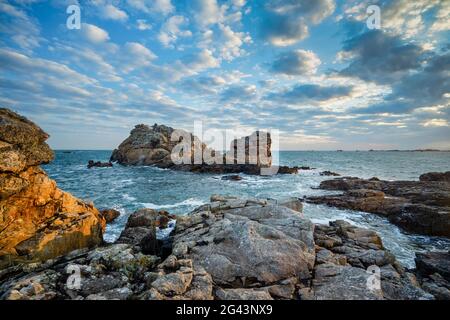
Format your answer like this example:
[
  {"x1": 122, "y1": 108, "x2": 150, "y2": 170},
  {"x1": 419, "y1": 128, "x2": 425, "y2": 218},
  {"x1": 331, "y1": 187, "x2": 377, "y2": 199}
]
[
  {"x1": 430, "y1": 1, "x2": 450, "y2": 32},
  {"x1": 0, "y1": 47, "x2": 110, "y2": 103},
  {"x1": 0, "y1": 48, "x2": 95, "y2": 84},
  {"x1": 54, "y1": 43, "x2": 121, "y2": 82},
  {"x1": 267, "y1": 0, "x2": 335, "y2": 24},
  {"x1": 99, "y1": 4, "x2": 128, "y2": 21},
  {"x1": 158, "y1": 15, "x2": 192, "y2": 47},
  {"x1": 125, "y1": 42, "x2": 156, "y2": 59},
  {"x1": 343, "y1": 0, "x2": 443, "y2": 38},
  {"x1": 136, "y1": 19, "x2": 151, "y2": 30},
  {"x1": 422, "y1": 118, "x2": 449, "y2": 127},
  {"x1": 121, "y1": 42, "x2": 157, "y2": 73},
  {"x1": 187, "y1": 49, "x2": 220, "y2": 71},
  {"x1": 220, "y1": 84, "x2": 257, "y2": 102},
  {"x1": 192, "y1": 0, "x2": 224, "y2": 27},
  {"x1": 216, "y1": 24, "x2": 251, "y2": 61},
  {"x1": 271, "y1": 49, "x2": 321, "y2": 75},
  {"x1": 126, "y1": 0, "x2": 174, "y2": 16},
  {"x1": 232, "y1": 0, "x2": 246, "y2": 8},
  {"x1": 81, "y1": 23, "x2": 110, "y2": 43},
  {"x1": 263, "y1": 0, "x2": 335, "y2": 46},
  {"x1": 0, "y1": 1, "x2": 42, "y2": 51}
]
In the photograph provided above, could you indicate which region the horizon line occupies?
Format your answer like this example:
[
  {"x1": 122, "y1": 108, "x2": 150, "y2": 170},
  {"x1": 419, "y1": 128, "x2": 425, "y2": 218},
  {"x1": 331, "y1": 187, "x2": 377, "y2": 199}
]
[{"x1": 52, "y1": 149, "x2": 450, "y2": 152}]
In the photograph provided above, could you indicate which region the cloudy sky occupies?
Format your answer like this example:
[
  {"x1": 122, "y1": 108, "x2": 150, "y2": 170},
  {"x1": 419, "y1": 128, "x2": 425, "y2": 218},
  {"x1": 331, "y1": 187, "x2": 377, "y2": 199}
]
[{"x1": 0, "y1": 0, "x2": 449, "y2": 150}]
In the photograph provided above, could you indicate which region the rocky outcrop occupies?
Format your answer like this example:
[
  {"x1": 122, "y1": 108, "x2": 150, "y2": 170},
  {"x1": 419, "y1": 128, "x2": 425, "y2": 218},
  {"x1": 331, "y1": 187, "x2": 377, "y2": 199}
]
[
  {"x1": 307, "y1": 175, "x2": 450, "y2": 237},
  {"x1": 0, "y1": 244, "x2": 159, "y2": 300},
  {"x1": 110, "y1": 124, "x2": 296, "y2": 175},
  {"x1": 0, "y1": 108, "x2": 105, "y2": 269},
  {"x1": 116, "y1": 208, "x2": 175, "y2": 258},
  {"x1": 309, "y1": 220, "x2": 431, "y2": 300},
  {"x1": 151, "y1": 196, "x2": 430, "y2": 300},
  {"x1": 99, "y1": 209, "x2": 120, "y2": 223},
  {"x1": 0, "y1": 196, "x2": 437, "y2": 300},
  {"x1": 87, "y1": 160, "x2": 113, "y2": 169},
  {"x1": 221, "y1": 175, "x2": 242, "y2": 181},
  {"x1": 320, "y1": 171, "x2": 340, "y2": 176},
  {"x1": 110, "y1": 123, "x2": 220, "y2": 170},
  {"x1": 415, "y1": 251, "x2": 450, "y2": 300},
  {"x1": 116, "y1": 208, "x2": 158, "y2": 254},
  {"x1": 419, "y1": 171, "x2": 450, "y2": 182},
  {"x1": 172, "y1": 195, "x2": 315, "y2": 291}
]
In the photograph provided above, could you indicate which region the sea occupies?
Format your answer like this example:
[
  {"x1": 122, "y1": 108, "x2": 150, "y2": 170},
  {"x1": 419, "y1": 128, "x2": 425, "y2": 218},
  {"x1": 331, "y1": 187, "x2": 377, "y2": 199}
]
[{"x1": 43, "y1": 150, "x2": 450, "y2": 269}]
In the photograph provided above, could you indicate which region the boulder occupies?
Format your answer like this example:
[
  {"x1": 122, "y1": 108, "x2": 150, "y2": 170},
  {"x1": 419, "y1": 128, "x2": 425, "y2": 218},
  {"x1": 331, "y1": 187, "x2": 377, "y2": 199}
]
[
  {"x1": 415, "y1": 251, "x2": 450, "y2": 281},
  {"x1": 312, "y1": 263, "x2": 384, "y2": 300},
  {"x1": 276, "y1": 197, "x2": 303, "y2": 213},
  {"x1": 0, "y1": 108, "x2": 105, "y2": 269},
  {"x1": 142, "y1": 256, "x2": 213, "y2": 300},
  {"x1": 116, "y1": 209, "x2": 158, "y2": 254},
  {"x1": 415, "y1": 251, "x2": 450, "y2": 300},
  {"x1": 100, "y1": 209, "x2": 120, "y2": 223},
  {"x1": 171, "y1": 195, "x2": 315, "y2": 297}
]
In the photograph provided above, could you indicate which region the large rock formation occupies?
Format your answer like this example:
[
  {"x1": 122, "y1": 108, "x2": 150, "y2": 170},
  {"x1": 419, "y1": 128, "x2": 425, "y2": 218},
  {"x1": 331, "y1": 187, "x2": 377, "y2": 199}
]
[
  {"x1": 307, "y1": 176, "x2": 450, "y2": 237},
  {"x1": 111, "y1": 124, "x2": 297, "y2": 175},
  {"x1": 0, "y1": 108, "x2": 105, "y2": 269}
]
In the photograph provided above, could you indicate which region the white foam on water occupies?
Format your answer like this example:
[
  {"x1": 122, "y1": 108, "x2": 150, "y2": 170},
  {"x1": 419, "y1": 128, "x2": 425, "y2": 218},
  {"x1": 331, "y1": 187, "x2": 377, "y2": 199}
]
[
  {"x1": 141, "y1": 198, "x2": 205, "y2": 210},
  {"x1": 122, "y1": 193, "x2": 137, "y2": 201},
  {"x1": 156, "y1": 220, "x2": 176, "y2": 239}
]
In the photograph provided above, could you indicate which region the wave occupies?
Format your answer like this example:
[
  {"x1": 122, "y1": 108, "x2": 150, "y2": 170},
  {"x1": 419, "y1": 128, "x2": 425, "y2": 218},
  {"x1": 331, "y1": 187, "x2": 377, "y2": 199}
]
[
  {"x1": 122, "y1": 193, "x2": 137, "y2": 201},
  {"x1": 156, "y1": 220, "x2": 176, "y2": 239},
  {"x1": 141, "y1": 198, "x2": 205, "y2": 210}
]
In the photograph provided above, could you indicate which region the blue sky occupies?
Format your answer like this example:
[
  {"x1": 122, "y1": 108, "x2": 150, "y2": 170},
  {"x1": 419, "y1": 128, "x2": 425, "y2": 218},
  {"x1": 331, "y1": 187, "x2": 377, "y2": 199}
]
[{"x1": 0, "y1": 0, "x2": 449, "y2": 150}]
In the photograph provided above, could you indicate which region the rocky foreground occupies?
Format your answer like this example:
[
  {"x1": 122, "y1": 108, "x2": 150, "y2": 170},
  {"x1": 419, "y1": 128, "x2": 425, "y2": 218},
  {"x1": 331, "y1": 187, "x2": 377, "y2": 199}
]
[
  {"x1": 110, "y1": 123, "x2": 298, "y2": 175},
  {"x1": 0, "y1": 109, "x2": 105, "y2": 269},
  {"x1": 1, "y1": 195, "x2": 448, "y2": 300},
  {"x1": 307, "y1": 174, "x2": 450, "y2": 237}
]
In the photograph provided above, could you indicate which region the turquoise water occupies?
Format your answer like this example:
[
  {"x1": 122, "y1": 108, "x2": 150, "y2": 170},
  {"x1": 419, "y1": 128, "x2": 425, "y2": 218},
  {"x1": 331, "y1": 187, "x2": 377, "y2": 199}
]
[{"x1": 43, "y1": 150, "x2": 450, "y2": 268}]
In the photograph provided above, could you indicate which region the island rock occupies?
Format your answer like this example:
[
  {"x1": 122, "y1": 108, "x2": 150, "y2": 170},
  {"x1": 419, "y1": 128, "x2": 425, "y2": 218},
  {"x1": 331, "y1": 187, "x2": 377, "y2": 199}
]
[{"x1": 111, "y1": 124, "x2": 296, "y2": 175}]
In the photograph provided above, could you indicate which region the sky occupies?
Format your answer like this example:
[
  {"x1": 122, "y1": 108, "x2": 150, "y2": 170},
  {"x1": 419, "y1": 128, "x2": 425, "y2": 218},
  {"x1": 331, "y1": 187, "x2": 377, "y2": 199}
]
[{"x1": 0, "y1": 0, "x2": 449, "y2": 150}]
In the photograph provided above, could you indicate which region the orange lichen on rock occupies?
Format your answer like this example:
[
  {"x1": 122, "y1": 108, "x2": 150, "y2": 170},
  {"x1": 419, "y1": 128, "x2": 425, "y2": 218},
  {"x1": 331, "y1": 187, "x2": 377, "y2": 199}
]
[{"x1": 0, "y1": 108, "x2": 105, "y2": 268}]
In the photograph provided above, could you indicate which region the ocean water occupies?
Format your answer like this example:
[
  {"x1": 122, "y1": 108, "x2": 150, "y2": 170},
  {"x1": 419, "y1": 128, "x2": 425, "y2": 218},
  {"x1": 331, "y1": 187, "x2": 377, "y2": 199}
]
[{"x1": 43, "y1": 150, "x2": 450, "y2": 269}]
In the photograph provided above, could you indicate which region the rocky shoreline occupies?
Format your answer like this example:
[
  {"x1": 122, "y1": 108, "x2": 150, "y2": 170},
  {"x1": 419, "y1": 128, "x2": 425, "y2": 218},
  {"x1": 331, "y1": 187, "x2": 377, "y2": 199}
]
[
  {"x1": 1, "y1": 108, "x2": 449, "y2": 300},
  {"x1": 2, "y1": 194, "x2": 447, "y2": 300},
  {"x1": 306, "y1": 174, "x2": 450, "y2": 237}
]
